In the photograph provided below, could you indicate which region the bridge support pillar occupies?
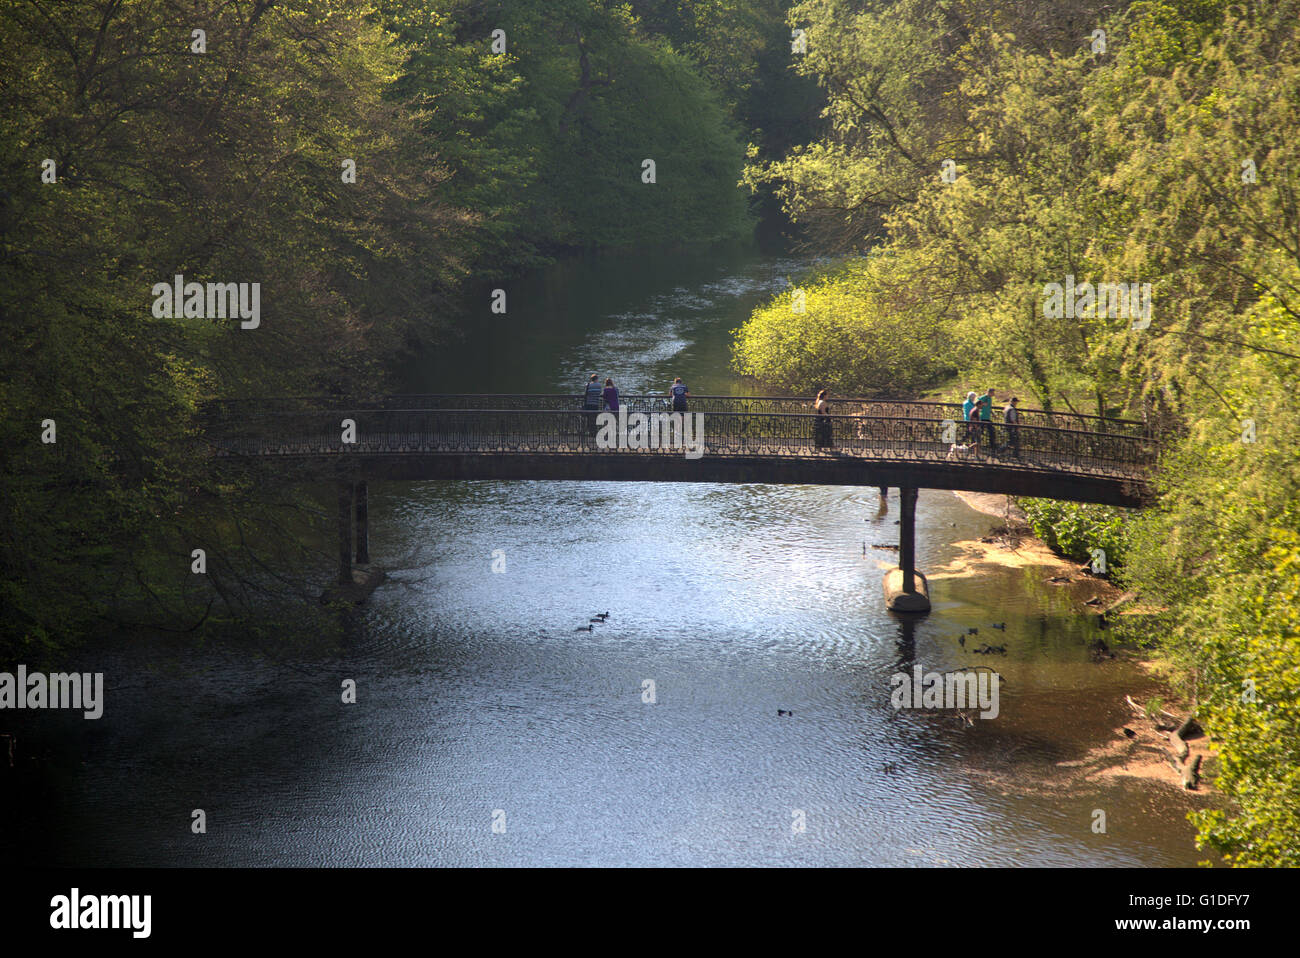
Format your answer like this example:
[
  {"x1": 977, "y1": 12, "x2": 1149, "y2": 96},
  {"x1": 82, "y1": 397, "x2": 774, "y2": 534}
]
[
  {"x1": 337, "y1": 482, "x2": 353, "y2": 585},
  {"x1": 355, "y1": 481, "x2": 369, "y2": 565},
  {"x1": 885, "y1": 485, "x2": 930, "y2": 613}
]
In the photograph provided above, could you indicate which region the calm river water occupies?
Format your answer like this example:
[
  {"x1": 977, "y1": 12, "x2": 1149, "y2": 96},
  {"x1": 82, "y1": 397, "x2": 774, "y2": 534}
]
[{"x1": 3, "y1": 243, "x2": 1209, "y2": 866}]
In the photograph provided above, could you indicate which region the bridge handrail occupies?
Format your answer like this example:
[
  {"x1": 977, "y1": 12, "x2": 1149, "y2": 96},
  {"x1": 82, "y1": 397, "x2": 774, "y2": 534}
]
[
  {"x1": 201, "y1": 405, "x2": 1156, "y2": 444},
  {"x1": 198, "y1": 394, "x2": 1152, "y2": 435},
  {"x1": 201, "y1": 405, "x2": 1158, "y2": 479},
  {"x1": 200, "y1": 392, "x2": 1146, "y2": 419}
]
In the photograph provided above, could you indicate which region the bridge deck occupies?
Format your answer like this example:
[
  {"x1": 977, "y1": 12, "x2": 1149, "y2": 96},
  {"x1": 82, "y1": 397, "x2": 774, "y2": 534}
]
[{"x1": 202, "y1": 395, "x2": 1157, "y2": 506}]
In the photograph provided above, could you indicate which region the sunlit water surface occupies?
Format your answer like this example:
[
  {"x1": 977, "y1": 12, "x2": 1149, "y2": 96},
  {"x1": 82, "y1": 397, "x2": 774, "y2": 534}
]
[{"x1": 3, "y1": 244, "x2": 1207, "y2": 866}]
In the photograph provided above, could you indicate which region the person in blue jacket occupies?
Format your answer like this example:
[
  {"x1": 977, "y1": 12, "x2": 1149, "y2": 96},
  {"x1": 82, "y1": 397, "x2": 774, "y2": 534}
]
[{"x1": 669, "y1": 377, "x2": 690, "y2": 411}]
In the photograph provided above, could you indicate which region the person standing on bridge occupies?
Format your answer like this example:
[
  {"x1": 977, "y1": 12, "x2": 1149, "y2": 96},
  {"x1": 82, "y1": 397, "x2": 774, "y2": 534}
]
[
  {"x1": 669, "y1": 377, "x2": 690, "y2": 412},
  {"x1": 602, "y1": 377, "x2": 619, "y2": 412},
  {"x1": 583, "y1": 373, "x2": 604, "y2": 444},
  {"x1": 813, "y1": 389, "x2": 834, "y2": 449},
  {"x1": 1003, "y1": 396, "x2": 1021, "y2": 458}
]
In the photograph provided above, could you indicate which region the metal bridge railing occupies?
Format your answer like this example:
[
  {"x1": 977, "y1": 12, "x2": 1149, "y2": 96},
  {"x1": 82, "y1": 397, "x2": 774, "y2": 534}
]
[
  {"x1": 202, "y1": 403, "x2": 1158, "y2": 480},
  {"x1": 200, "y1": 394, "x2": 1153, "y2": 439}
]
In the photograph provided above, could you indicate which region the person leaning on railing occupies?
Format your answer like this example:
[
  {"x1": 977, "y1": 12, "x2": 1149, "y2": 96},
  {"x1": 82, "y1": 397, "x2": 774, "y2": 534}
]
[{"x1": 669, "y1": 377, "x2": 690, "y2": 411}]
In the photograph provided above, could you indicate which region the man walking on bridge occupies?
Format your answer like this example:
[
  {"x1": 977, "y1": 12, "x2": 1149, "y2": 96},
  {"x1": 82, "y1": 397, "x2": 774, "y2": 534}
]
[
  {"x1": 1003, "y1": 396, "x2": 1021, "y2": 458},
  {"x1": 976, "y1": 387, "x2": 1000, "y2": 455}
]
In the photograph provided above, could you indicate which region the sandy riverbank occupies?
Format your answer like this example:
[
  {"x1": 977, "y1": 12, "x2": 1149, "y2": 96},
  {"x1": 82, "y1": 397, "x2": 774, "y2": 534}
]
[
  {"x1": 932, "y1": 491, "x2": 1119, "y2": 597},
  {"x1": 943, "y1": 490, "x2": 1217, "y2": 798}
]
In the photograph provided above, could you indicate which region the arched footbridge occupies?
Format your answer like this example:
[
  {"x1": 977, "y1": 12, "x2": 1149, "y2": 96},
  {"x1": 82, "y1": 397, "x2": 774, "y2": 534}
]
[{"x1": 201, "y1": 395, "x2": 1158, "y2": 612}]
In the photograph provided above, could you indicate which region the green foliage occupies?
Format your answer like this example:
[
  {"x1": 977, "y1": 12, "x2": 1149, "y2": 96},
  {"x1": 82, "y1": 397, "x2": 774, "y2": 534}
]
[
  {"x1": 1018, "y1": 500, "x2": 1130, "y2": 570},
  {"x1": 537, "y1": 35, "x2": 753, "y2": 249},
  {"x1": 382, "y1": 0, "x2": 754, "y2": 270},
  {"x1": 1190, "y1": 530, "x2": 1300, "y2": 866},
  {"x1": 731, "y1": 248, "x2": 956, "y2": 395},
  {"x1": 1119, "y1": 284, "x2": 1300, "y2": 864},
  {"x1": 0, "y1": 0, "x2": 467, "y2": 658}
]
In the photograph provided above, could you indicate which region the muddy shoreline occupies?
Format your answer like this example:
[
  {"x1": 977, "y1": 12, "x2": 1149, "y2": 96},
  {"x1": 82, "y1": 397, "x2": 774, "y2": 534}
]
[{"x1": 946, "y1": 490, "x2": 1218, "y2": 799}]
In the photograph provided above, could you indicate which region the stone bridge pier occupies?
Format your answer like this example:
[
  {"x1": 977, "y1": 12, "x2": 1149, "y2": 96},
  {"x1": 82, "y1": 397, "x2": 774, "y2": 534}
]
[{"x1": 884, "y1": 486, "x2": 930, "y2": 613}]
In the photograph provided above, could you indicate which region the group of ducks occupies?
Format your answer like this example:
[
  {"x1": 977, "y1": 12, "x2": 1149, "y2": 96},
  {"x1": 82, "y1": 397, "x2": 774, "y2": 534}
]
[
  {"x1": 573, "y1": 612, "x2": 611, "y2": 632},
  {"x1": 956, "y1": 623, "x2": 1008, "y2": 654}
]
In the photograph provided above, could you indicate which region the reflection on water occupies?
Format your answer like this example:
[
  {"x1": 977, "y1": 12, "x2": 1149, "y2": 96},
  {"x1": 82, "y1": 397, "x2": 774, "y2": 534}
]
[
  {"x1": 2, "y1": 242, "x2": 1209, "y2": 867},
  {"x1": 402, "y1": 243, "x2": 820, "y2": 397}
]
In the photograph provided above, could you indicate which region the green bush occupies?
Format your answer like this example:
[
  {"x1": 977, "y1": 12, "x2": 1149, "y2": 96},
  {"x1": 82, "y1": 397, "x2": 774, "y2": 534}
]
[
  {"x1": 730, "y1": 248, "x2": 956, "y2": 396},
  {"x1": 1017, "y1": 498, "x2": 1131, "y2": 571}
]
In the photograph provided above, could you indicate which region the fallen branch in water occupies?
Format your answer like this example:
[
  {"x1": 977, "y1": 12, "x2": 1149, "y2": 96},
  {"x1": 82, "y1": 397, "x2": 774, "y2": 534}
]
[
  {"x1": 1127, "y1": 697, "x2": 1205, "y2": 790},
  {"x1": 1183, "y1": 754, "x2": 1203, "y2": 790},
  {"x1": 1169, "y1": 713, "x2": 1201, "y2": 762}
]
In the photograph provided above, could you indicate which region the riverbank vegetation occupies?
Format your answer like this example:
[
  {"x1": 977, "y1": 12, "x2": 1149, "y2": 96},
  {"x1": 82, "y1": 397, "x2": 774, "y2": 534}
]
[
  {"x1": 734, "y1": 0, "x2": 1300, "y2": 864},
  {"x1": 732, "y1": 250, "x2": 954, "y2": 394},
  {"x1": 0, "y1": 1, "x2": 817, "y2": 657}
]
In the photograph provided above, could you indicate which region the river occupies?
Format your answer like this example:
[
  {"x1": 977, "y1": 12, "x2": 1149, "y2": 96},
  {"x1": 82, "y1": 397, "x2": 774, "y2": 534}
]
[{"x1": 2, "y1": 242, "x2": 1211, "y2": 867}]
